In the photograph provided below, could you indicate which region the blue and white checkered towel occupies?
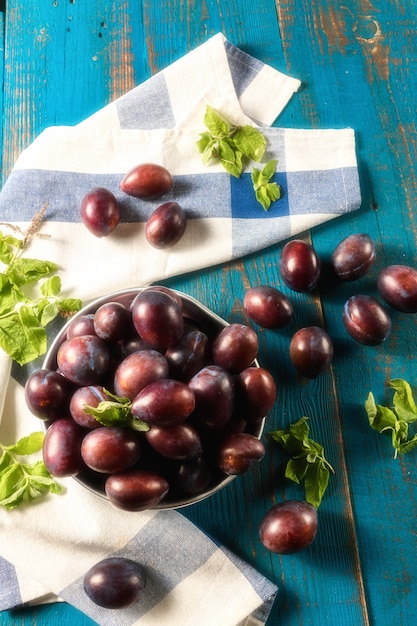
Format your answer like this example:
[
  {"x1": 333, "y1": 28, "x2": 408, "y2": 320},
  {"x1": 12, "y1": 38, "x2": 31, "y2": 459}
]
[{"x1": 0, "y1": 33, "x2": 361, "y2": 625}]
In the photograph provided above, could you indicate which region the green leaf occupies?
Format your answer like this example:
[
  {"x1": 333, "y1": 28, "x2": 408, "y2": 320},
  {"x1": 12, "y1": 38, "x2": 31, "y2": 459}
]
[
  {"x1": 0, "y1": 435, "x2": 64, "y2": 509},
  {"x1": 196, "y1": 132, "x2": 213, "y2": 155},
  {"x1": 8, "y1": 257, "x2": 58, "y2": 287},
  {"x1": 0, "y1": 238, "x2": 14, "y2": 264},
  {"x1": 0, "y1": 449, "x2": 11, "y2": 473},
  {"x1": 58, "y1": 298, "x2": 83, "y2": 314},
  {"x1": 218, "y1": 138, "x2": 243, "y2": 178},
  {"x1": 365, "y1": 380, "x2": 417, "y2": 457},
  {"x1": 251, "y1": 160, "x2": 281, "y2": 210},
  {"x1": 262, "y1": 159, "x2": 278, "y2": 180},
  {"x1": 37, "y1": 299, "x2": 60, "y2": 326},
  {"x1": 365, "y1": 392, "x2": 398, "y2": 432},
  {"x1": 304, "y1": 461, "x2": 330, "y2": 509},
  {"x1": 390, "y1": 378, "x2": 417, "y2": 423},
  {"x1": 203, "y1": 105, "x2": 230, "y2": 136},
  {"x1": 285, "y1": 455, "x2": 309, "y2": 484},
  {"x1": 398, "y1": 433, "x2": 417, "y2": 455},
  {"x1": 128, "y1": 417, "x2": 151, "y2": 432},
  {"x1": 270, "y1": 416, "x2": 333, "y2": 508},
  {"x1": 232, "y1": 126, "x2": 266, "y2": 161},
  {"x1": 40, "y1": 275, "x2": 62, "y2": 297},
  {"x1": 0, "y1": 463, "x2": 23, "y2": 499},
  {"x1": 7, "y1": 432, "x2": 44, "y2": 455},
  {"x1": 0, "y1": 312, "x2": 42, "y2": 365},
  {"x1": 84, "y1": 401, "x2": 132, "y2": 426},
  {"x1": 0, "y1": 481, "x2": 28, "y2": 510},
  {"x1": 18, "y1": 305, "x2": 48, "y2": 355}
]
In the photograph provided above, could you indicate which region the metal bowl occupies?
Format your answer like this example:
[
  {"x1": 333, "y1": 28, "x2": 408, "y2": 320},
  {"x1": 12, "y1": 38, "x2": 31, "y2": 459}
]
[{"x1": 42, "y1": 287, "x2": 265, "y2": 510}]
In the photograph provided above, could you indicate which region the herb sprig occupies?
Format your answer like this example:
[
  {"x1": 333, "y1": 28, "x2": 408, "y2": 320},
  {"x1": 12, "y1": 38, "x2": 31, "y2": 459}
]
[
  {"x1": 0, "y1": 205, "x2": 82, "y2": 365},
  {"x1": 84, "y1": 389, "x2": 150, "y2": 432},
  {"x1": 196, "y1": 105, "x2": 281, "y2": 210},
  {"x1": 0, "y1": 432, "x2": 64, "y2": 510},
  {"x1": 365, "y1": 378, "x2": 417, "y2": 457},
  {"x1": 251, "y1": 159, "x2": 281, "y2": 210},
  {"x1": 270, "y1": 416, "x2": 334, "y2": 508}
]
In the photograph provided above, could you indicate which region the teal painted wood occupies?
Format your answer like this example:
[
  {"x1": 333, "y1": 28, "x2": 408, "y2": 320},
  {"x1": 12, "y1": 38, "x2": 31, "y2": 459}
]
[{"x1": 1, "y1": 1, "x2": 417, "y2": 625}]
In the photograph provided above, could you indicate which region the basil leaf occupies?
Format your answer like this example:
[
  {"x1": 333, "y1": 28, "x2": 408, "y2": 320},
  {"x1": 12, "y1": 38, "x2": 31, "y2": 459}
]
[
  {"x1": 304, "y1": 461, "x2": 330, "y2": 509},
  {"x1": 270, "y1": 417, "x2": 333, "y2": 508},
  {"x1": 398, "y1": 433, "x2": 417, "y2": 455},
  {"x1": 285, "y1": 455, "x2": 309, "y2": 484},
  {"x1": 233, "y1": 125, "x2": 266, "y2": 161},
  {"x1": 365, "y1": 392, "x2": 398, "y2": 432},
  {"x1": 203, "y1": 105, "x2": 229, "y2": 136},
  {"x1": 251, "y1": 160, "x2": 281, "y2": 210},
  {"x1": 390, "y1": 378, "x2": 417, "y2": 423},
  {"x1": 218, "y1": 138, "x2": 243, "y2": 177}
]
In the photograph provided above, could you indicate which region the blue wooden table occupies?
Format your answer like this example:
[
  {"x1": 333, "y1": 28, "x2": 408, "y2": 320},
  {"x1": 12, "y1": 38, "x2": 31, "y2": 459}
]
[{"x1": 1, "y1": 1, "x2": 417, "y2": 625}]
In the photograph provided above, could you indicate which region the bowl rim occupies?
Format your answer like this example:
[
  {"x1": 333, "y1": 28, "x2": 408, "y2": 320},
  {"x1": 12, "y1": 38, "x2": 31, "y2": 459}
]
[{"x1": 42, "y1": 286, "x2": 265, "y2": 510}]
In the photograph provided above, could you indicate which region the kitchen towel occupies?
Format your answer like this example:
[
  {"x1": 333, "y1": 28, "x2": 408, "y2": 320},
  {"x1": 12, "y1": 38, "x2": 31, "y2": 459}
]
[{"x1": 0, "y1": 32, "x2": 361, "y2": 625}]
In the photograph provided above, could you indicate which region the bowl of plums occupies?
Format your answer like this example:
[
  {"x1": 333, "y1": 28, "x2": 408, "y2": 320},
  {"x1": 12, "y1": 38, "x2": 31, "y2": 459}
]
[{"x1": 25, "y1": 286, "x2": 276, "y2": 511}]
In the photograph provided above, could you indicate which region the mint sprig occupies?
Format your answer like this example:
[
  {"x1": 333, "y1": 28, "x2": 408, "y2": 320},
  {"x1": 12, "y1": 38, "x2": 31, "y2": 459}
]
[
  {"x1": 0, "y1": 432, "x2": 64, "y2": 510},
  {"x1": 365, "y1": 378, "x2": 417, "y2": 457},
  {"x1": 270, "y1": 416, "x2": 334, "y2": 508},
  {"x1": 84, "y1": 389, "x2": 150, "y2": 432},
  {"x1": 196, "y1": 105, "x2": 267, "y2": 178},
  {"x1": 251, "y1": 159, "x2": 281, "y2": 210},
  {"x1": 0, "y1": 205, "x2": 82, "y2": 365}
]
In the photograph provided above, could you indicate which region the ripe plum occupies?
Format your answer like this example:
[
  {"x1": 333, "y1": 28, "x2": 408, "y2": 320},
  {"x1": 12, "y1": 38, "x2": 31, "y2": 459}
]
[
  {"x1": 93, "y1": 301, "x2": 132, "y2": 341},
  {"x1": 69, "y1": 385, "x2": 107, "y2": 429},
  {"x1": 279, "y1": 239, "x2": 321, "y2": 292},
  {"x1": 244, "y1": 285, "x2": 293, "y2": 328},
  {"x1": 217, "y1": 432, "x2": 265, "y2": 475},
  {"x1": 43, "y1": 418, "x2": 85, "y2": 477},
  {"x1": 105, "y1": 470, "x2": 169, "y2": 511},
  {"x1": 131, "y1": 379, "x2": 195, "y2": 426},
  {"x1": 114, "y1": 349, "x2": 169, "y2": 400},
  {"x1": 259, "y1": 500, "x2": 318, "y2": 554},
  {"x1": 120, "y1": 163, "x2": 173, "y2": 199},
  {"x1": 145, "y1": 423, "x2": 202, "y2": 460},
  {"x1": 289, "y1": 326, "x2": 333, "y2": 378},
  {"x1": 331, "y1": 233, "x2": 376, "y2": 281},
  {"x1": 80, "y1": 187, "x2": 120, "y2": 237},
  {"x1": 176, "y1": 457, "x2": 213, "y2": 496},
  {"x1": 145, "y1": 201, "x2": 186, "y2": 249},
  {"x1": 342, "y1": 294, "x2": 391, "y2": 345},
  {"x1": 66, "y1": 314, "x2": 96, "y2": 339},
  {"x1": 212, "y1": 323, "x2": 258, "y2": 374},
  {"x1": 57, "y1": 335, "x2": 111, "y2": 386},
  {"x1": 236, "y1": 366, "x2": 277, "y2": 423},
  {"x1": 188, "y1": 365, "x2": 234, "y2": 430},
  {"x1": 24, "y1": 369, "x2": 72, "y2": 421},
  {"x1": 81, "y1": 426, "x2": 141, "y2": 474},
  {"x1": 377, "y1": 264, "x2": 417, "y2": 313},
  {"x1": 165, "y1": 329, "x2": 210, "y2": 381},
  {"x1": 131, "y1": 289, "x2": 183, "y2": 351},
  {"x1": 83, "y1": 557, "x2": 146, "y2": 608}
]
